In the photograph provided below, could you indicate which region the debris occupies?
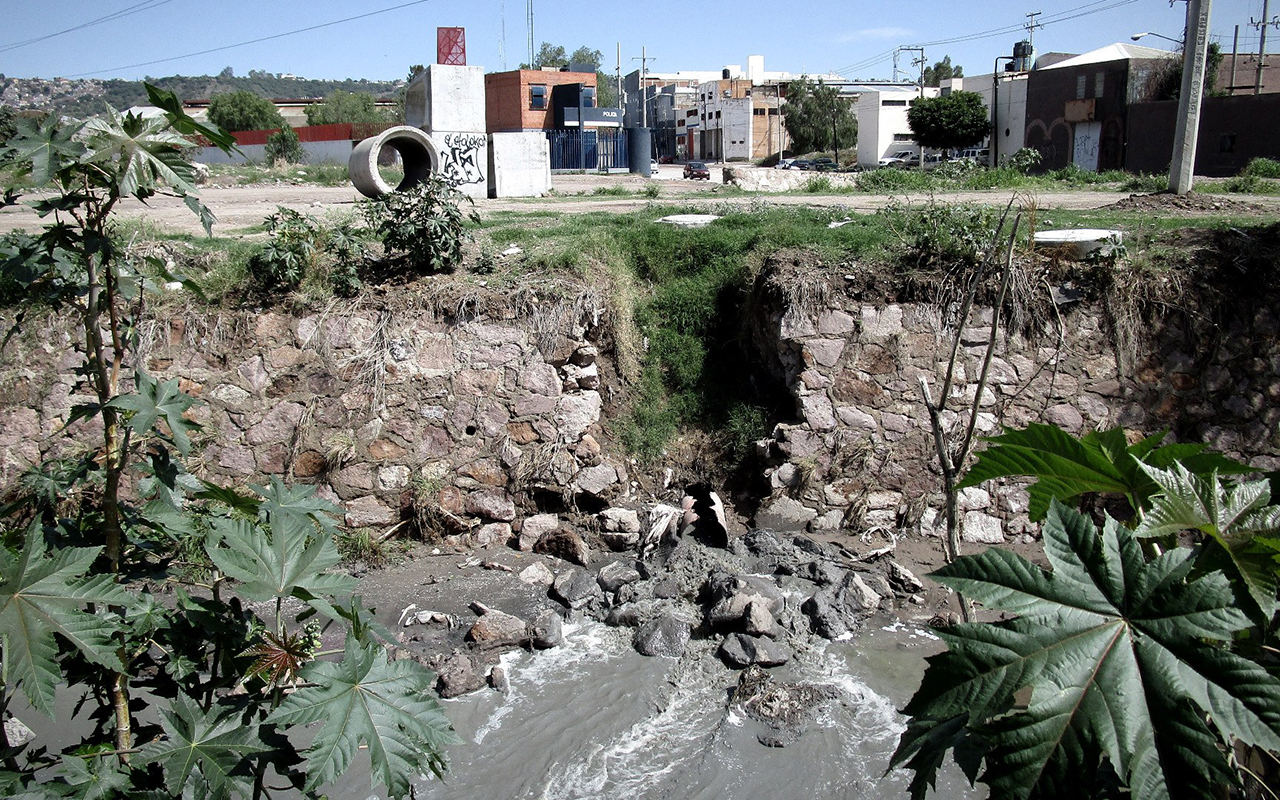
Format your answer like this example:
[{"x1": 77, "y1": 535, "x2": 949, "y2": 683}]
[{"x1": 827, "y1": 217, "x2": 853, "y2": 228}]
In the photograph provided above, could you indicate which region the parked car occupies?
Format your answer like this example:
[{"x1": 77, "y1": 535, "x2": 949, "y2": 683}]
[
  {"x1": 809, "y1": 157, "x2": 837, "y2": 171},
  {"x1": 790, "y1": 159, "x2": 813, "y2": 171},
  {"x1": 683, "y1": 161, "x2": 711, "y2": 180},
  {"x1": 877, "y1": 150, "x2": 914, "y2": 167},
  {"x1": 775, "y1": 158, "x2": 796, "y2": 170},
  {"x1": 650, "y1": 159, "x2": 660, "y2": 174}
]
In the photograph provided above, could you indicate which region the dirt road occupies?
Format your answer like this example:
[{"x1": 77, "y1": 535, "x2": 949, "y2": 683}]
[{"x1": 3, "y1": 167, "x2": 1276, "y2": 238}]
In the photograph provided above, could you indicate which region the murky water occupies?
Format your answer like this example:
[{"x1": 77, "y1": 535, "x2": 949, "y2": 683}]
[{"x1": 331, "y1": 618, "x2": 982, "y2": 800}]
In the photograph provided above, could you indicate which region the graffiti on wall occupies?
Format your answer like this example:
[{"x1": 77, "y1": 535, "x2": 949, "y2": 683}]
[{"x1": 439, "y1": 132, "x2": 486, "y2": 185}]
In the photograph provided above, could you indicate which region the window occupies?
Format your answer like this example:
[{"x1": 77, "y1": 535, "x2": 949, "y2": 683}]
[
  {"x1": 1094, "y1": 72, "x2": 1105, "y2": 98},
  {"x1": 529, "y1": 84, "x2": 547, "y2": 109},
  {"x1": 1076, "y1": 74, "x2": 1086, "y2": 100},
  {"x1": 882, "y1": 99, "x2": 907, "y2": 107},
  {"x1": 753, "y1": 108, "x2": 766, "y2": 116},
  {"x1": 893, "y1": 133, "x2": 915, "y2": 142},
  {"x1": 715, "y1": 110, "x2": 721, "y2": 118},
  {"x1": 1220, "y1": 133, "x2": 1236, "y2": 153},
  {"x1": 582, "y1": 87, "x2": 596, "y2": 108}
]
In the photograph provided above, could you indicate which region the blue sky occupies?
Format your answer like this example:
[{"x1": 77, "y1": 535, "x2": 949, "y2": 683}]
[{"x1": 0, "y1": 0, "x2": 1271, "y2": 83}]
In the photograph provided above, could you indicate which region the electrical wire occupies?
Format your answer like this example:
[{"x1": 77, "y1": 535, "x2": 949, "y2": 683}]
[
  {"x1": 64, "y1": 0, "x2": 434, "y2": 79},
  {"x1": 830, "y1": 0, "x2": 1138, "y2": 77},
  {"x1": 0, "y1": 0, "x2": 175, "y2": 54}
]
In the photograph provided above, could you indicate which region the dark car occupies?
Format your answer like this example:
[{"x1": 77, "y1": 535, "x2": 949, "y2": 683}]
[
  {"x1": 791, "y1": 159, "x2": 813, "y2": 171},
  {"x1": 683, "y1": 161, "x2": 710, "y2": 180},
  {"x1": 809, "y1": 157, "x2": 837, "y2": 171}
]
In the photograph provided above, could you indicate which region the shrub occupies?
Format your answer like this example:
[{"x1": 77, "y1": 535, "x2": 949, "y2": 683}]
[
  {"x1": 1000, "y1": 147, "x2": 1041, "y2": 174},
  {"x1": 1241, "y1": 157, "x2": 1280, "y2": 179},
  {"x1": 803, "y1": 175, "x2": 833, "y2": 193},
  {"x1": 206, "y1": 89, "x2": 284, "y2": 133},
  {"x1": 264, "y1": 124, "x2": 305, "y2": 164},
  {"x1": 1120, "y1": 172, "x2": 1166, "y2": 193},
  {"x1": 856, "y1": 167, "x2": 936, "y2": 193},
  {"x1": 247, "y1": 207, "x2": 365, "y2": 296},
  {"x1": 361, "y1": 175, "x2": 479, "y2": 273},
  {"x1": 879, "y1": 199, "x2": 998, "y2": 265}
]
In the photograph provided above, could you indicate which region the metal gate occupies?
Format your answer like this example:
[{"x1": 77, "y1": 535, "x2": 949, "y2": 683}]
[{"x1": 547, "y1": 129, "x2": 630, "y2": 172}]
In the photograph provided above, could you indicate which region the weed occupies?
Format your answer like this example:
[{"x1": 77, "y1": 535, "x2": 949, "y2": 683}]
[
  {"x1": 360, "y1": 175, "x2": 478, "y2": 273},
  {"x1": 1120, "y1": 172, "x2": 1166, "y2": 193},
  {"x1": 804, "y1": 175, "x2": 834, "y2": 193},
  {"x1": 1242, "y1": 157, "x2": 1280, "y2": 179},
  {"x1": 592, "y1": 185, "x2": 631, "y2": 197},
  {"x1": 641, "y1": 183, "x2": 661, "y2": 199},
  {"x1": 336, "y1": 526, "x2": 391, "y2": 566}
]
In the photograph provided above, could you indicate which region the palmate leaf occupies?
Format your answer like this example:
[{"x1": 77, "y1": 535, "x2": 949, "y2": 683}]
[
  {"x1": 958, "y1": 423, "x2": 1254, "y2": 521},
  {"x1": 105, "y1": 371, "x2": 198, "y2": 455},
  {"x1": 80, "y1": 106, "x2": 199, "y2": 199},
  {"x1": 0, "y1": 522, "x2": 130, "y2": 716},
  {"x1": 205, "y1": 481, "x2": 354, "y2": 609},
  {"x1": 1135, "y1": 463, "x2": 1280, "y2": 620},
  {"x1": 137, "y1": 693, "x2": 269, "y2": 798},
  {"x1": 1, "y1": 115, "x2": 86, "y2": 186},
  {"x1": 268, "y1": 635, "x2": 460, "y2": 798},
  {"x1": 891, "y1": 500, "x2": 1280, "y2": 800}
]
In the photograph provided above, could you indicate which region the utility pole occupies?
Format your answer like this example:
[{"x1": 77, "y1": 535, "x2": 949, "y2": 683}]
[
  {"x1": 526, "y1": 0, "x2": 534, "y2": 69},
  {"x1": 1230, "y1": 24, "x2": 1239, "y2": 95},
  {"x1": 901, "y1": 46, "x2": 926, "y2": 162},
  {"x1": 1251, "y1": 0, "x2": 1277, "y2": 94},
  {"x1": 632, "y1": 48, "x2": 657, "y2": 128},
  {"x1": 1025, "y1": 11, "x2": 1043, "y2": 53},
  {"x1": 616, "y1": 43, "x2": 622, "y2": 111},
  {"x1": 1169, "y1": 0, "x2": 1212, "y2": 194}
]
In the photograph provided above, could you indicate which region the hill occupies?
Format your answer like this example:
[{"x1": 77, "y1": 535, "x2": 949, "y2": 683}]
[{"x1": 0, "y1": 72, "x2": 402, "y2": 116}]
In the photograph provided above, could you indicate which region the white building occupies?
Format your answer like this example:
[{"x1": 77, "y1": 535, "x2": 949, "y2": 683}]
[{"x1": 855, "y1": 86, "x2": 940, "y2": 166}]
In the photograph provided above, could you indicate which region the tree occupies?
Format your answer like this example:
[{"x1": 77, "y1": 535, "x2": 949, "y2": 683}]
[
  {"x1": 906, "y1": 91, "x2": 990, "y2": 152},
  {"x1": 207, "y1": 89, "x2": 284, "y2": 133},
  {"x1": 264, "y1": 124, "x2": 304, "y2": 163},
  {"x1": 304, "y1": 90, "x2": 389, "y2": 126},
  {"x1": 1145, "y1": 42, "x2": 1224, "y2": 100},
  {"x1": 393, "y1": 64, "x2": 425, "y2": 123},
  {"x1": 569, "y1": 46, "x2": 603, "y2": 69},
  {"x1": 782, "y1": 78, "x2": 857, "y2": 157},
  {"x1": 922, "y1": 56, "x2": 964, "y2": 87},
  {"x1": 218, "y1": 65, "x2": 235, "y2": 79},
  {"x1": 523, "y1": 41, "x2": 568, "y2": 69}
]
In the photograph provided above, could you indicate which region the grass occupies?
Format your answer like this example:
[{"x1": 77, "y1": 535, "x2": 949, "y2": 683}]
[{"x1": 204, "y1": 160, "x2": 351, "y2": 186}]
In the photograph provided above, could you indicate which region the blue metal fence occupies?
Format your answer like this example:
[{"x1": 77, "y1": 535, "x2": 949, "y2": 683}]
[{"x1": 547, "y1": 129, "x2": 630, "y2": 172}]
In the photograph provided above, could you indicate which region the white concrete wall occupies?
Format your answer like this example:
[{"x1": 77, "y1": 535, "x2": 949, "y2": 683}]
[
  {"x1": 196, "y1": 139, "x2": 354, "y2": 165},
  {"x1": 432, "y1": 131, "x2": 489, "y2": 199},
  {"x1": 406, "y1": 65, "x2": 486, "y2": 134},
  {"x1": 855, "y1": 87, "x2": 938, "y2": 165},
  {"x1": 487, "y1": 132, "x2": 551, "y2": 197},
  {"x1": 959, "y1": 72, "x2": 1028, "y2": 165}
]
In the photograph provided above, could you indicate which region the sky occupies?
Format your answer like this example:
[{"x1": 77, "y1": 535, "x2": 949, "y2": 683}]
[{"x1": 0, "y1": 0, "x2": 1274, "y2": 84}]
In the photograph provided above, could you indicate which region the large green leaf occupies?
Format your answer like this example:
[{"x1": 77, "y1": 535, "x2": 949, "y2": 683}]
[
  {"x1": 137, "y1": 693, "x2": 268, "y2": 798},
  {"x1": 1135, "y1": 463, "x2": 1280, "y2": 621},
  {"x1": 106, "y1": 371, "x2": 199, "y2": 456},
  {"x1": 891, "y1": 500, "x2": 1280, "y2": 799},
  {"x1": 205, "y1": 481, "x2": 354, "y2": 608},
  {"x1": 268, "y1": 635, "x2": 460, "y2": 798},
  {"x1": 957, "y1": 423, "x2": 1254, "y2": 521},
  {"x1": 0, "y1": 523, "x2": 131, "y2": 716},
  {"x1": 1, "y1": 115, "x2": 86, "y2": 186},
  {"x1": 80, "y1": 106, "x2": 199, "y2": 199}
]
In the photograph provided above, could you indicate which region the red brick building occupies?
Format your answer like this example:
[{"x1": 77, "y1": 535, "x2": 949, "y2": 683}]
[{"x1": 484, "y1": 68, "x2": 598, "y2": 131}]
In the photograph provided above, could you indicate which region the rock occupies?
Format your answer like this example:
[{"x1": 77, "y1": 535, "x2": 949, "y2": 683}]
[
  {"x1": 555, "y1": 392, "x2": 602, "y2": 441},
  {"x1": 597, "y1": 560, "x2": 642, "y2": 592},
  {"x1": 705, "y1": 572, "x2": 784, "y2": 630},
  {"x1": 743, "y1": 598, "x2": 778, "y2": 637},
  {"x1": 633, "y1": 614, "x2": 691, "y2": 657},
  {"x1": 552, "y1": 568, "x2": 604, "y2": 609},
  {"x1": 436, "y1": 651, "x2": 486, "y2": 698},
  {"x1": 518, "y1": 561, "x2": 556, "y2": 586},
  {"x1": 534, "y1": 527, "x2": 590, "y2": 565},
  {"x1": 475, "y1": 522, "x2": 513, "y2": 548},
  {"x1": 573, "y1": 463, "x2": 618, "y2": 498},
  {"x1": 488, "y1": 665, "x2": 509, "y2": 692},
  {"x1": 465, "y1": 489, "x2": 516, "y2": 522},
  {"x1": 888, "y1": 561, "x2": 924, "y2": 594},
  {"x1": 605, "y1": 603, "x2": 644, "y2": 627},
  {"x1": 518, "y1": 513, "x2": 560, "y2": 551},
  {"x1": 755, "y1": 496, "x2": 818, "y2": 533},
  {"x1": 530, "y1": 609, "x2": 564, "y2": 649},
  {"x1": 802, "y1": 590, "x2": 847, "y2": 639},
  {"x1": 838, "y1": 572, "x2": 882, "y2": 613},
  {"x1": 730, "y1": 665, "x2": 840, "y2": 747},
  {"x1": 3, "y1": 717, "x2": 35, "y2": 746},
  {"x1": 599, "y1": 507, "x2": 641, "y2": 550},
  {"x1": 963, "y1": 511, "x2": 1005, "y2": 544},
  {"x1": 344, "y1": 495, "x2": 397, "y2": 528},
  {"x1": 718, "y1": 633, "x2": 792, "y2": 668},
  {"x1": 466, "y1": 608, "x2": 528, "y2": 650}
]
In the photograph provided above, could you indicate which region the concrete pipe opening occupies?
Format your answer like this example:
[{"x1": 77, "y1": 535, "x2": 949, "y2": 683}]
[{"x1": 349, "y1": 125, "x2": 440, "y2": 198}]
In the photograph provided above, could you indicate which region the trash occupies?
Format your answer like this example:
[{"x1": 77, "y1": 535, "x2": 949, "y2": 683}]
[{"x1": 827, "y1": 217, "x2": 853, "y2": 228}]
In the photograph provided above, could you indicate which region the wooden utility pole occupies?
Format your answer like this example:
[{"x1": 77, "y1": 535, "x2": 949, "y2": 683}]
[
  {"x1": 1253, "y1": 0, "x2": 1274, "y2": 94},
  {"x1": 1169, "y1": 0, "x2": 1213, "y2": 194}
]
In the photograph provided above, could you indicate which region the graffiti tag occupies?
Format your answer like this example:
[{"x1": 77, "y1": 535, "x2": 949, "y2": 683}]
[{"x1": 440, "y1": 133, "x2": 486, "y2": 186}]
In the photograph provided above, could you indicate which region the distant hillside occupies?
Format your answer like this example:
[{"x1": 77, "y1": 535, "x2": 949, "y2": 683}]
[{"x1": 0, "y1": 73, "x2": 402, "y2": 117}]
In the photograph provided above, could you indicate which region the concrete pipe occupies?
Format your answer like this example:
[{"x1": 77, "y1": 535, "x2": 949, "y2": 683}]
[{"x1": 348, "y1": 125, "x2": 440, "y2": 198}]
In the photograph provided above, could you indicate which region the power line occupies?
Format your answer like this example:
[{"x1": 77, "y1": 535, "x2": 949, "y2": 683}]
[
  {"x1": 65, "y1": 0, "x2": 434, "y2": 78},
  {"x1": 0, "y1": 0, "x2": 175, "y2": 54},
  {"x1": 830, "y1": 0, "x2": 1136, "y2": 77}
]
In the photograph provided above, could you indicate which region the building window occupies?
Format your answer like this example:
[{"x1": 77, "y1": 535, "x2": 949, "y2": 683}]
[
  {"x1": 715, "y1": 110, "x2": 721, "y2": 118},
  {"x1": 769, "y1": 108, "x2": 779, "y2": 116},
  {"x1": 582, "y1": 86, "x2": 596, "y2": 108},
  {"x1": 529, "y1": 84, "x2": 547, "y2": 109},
  {"x1": 893, "y1": 133, "x2": 915, "y2": 142},
  {"x1": 753, "y1": 108, "x2": 766, "y2": 115},
  {"x1": 1076, "y1": 74, "x2": 1086, "y2": 100},
  {"x1": 882, "y1": 99, "x2": 907, "y2": 107},
  {"x1": 1094, "y1": 72, "x2": 1104, "y2": 98},
  {"x1": 1221, "y1": 133, "x2": 1236, "y2": 153}
]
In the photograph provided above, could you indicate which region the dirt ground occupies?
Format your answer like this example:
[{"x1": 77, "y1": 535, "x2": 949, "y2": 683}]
[{"x1": 6, "y1": 167, "x2": 1276, "y2": 238}]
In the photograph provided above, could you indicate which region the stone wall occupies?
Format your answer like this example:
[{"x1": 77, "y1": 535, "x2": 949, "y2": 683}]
[
  {"x1": 747, "y1": 259, "x2": 1280, "y2": 545},
  {"x1": 0, "y1": 298, "x2": 628, "y2": 543}
]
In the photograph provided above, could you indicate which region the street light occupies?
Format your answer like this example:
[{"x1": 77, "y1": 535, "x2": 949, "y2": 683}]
[{"x1": 1131, "y1": 31, "x2": 1184, "y2": 46}]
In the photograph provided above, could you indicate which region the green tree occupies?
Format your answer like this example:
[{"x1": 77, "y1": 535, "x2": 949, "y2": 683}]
[
  {"x1": 206, "y1": 89, "x2": 284, "y2": 133},
  {"x1": 264, "y1": 124, "x2": 304, "y2": 163},
  {"x1": 906, "y1": 91, "x2": 990, "y2": 152},
  {"x1": 922, "y1": 56, "x2": 964, "y2": 87},
  {"x1": 524, "y1": 41, "x2": 568, "y2": 68},
  {"x1": 1146, "y1": 41, "x2": 1225, "y2": 100},
  {"x1": 304, "y1": 89, "x2": 390, "y2": 126},
  {"x1": 782, "y1": 78, "x2": 857, "y2": 156},
  {"x1": 393, "y1": 64, "x2": 425, "y2": 123}
]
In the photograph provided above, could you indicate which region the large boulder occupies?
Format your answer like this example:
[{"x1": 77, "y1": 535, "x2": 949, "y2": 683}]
[
  {"x1": 599, "y1": 507, "x2": 641, "y2": 551},
  {"x1": 704, "y1": 572, "x2": 784, "y2": 630},
  {"x1": 633, "y1": 614, "x2": 691, "y2": 657},
  {"x1": 529, "y1": 609, "x2": 564, "y2": 649},
  {"x1": 597, "y1": 560, "x2": 642, "y2": 592},
  {"x1": 518, "y1": 513, "x2": 560, "y2": 551},
  {"x1": 435, "y1": 651, "x2": 486, "y2": 698},
  {"x1": 802, "y1": 589, "x2": 847, "y2": 639},
  {"x1": 534, "y1": 527, "x2": 590, "y2": 565},
  {"x1": 466, "y1": 606, "x2": 528, "y2": 650},
  {"x1": 552, "y1": 568, "x2": 604, "y2": 609},
  {"x1": 718, "y1": 633, "x2": 792, "y2": 668}
]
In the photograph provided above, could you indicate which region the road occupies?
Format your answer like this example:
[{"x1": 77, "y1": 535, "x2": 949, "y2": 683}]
[{"x1": 2, "y1": 166, "x2": 1275, "y2": 238}]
